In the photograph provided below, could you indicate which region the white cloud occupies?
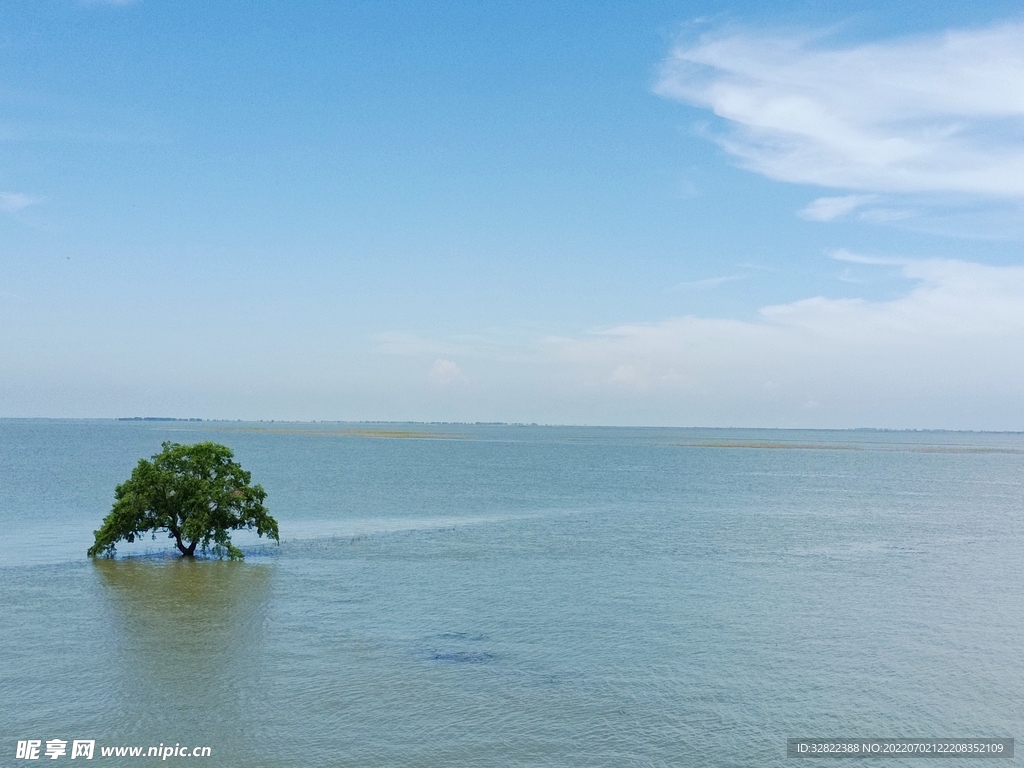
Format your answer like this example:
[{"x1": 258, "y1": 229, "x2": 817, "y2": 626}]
[
  {"x1": 428, "y1": 359, "x2": 464, "y2": 385},
  {"x1": 353, "y1": 259, "x2": 1024, "y2": 426},
  {"x1": 0, "y1": 192, "x2": 41, "y2": 212},
  {"x1": 799, "y1": 195, "x2": 877, "y2": 221},
  {"x1": 656, "y1": 22, "x2": 1024, "y2": 198},
  {"x1": 546, "y1": 259, "x2": 1024, "y2": 415},
  {"x1": 757, "y1": 259, "x2": 1024, "y2": 338}
]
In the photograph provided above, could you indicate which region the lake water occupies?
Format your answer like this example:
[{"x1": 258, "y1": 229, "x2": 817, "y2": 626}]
[{"x1": 2, "y1": 420, "x2": 1023, "y2": 766}]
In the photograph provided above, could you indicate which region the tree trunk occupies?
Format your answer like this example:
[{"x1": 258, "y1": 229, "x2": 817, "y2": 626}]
[{"x1": 172, "y1": 530, "x2": 195, "y2": 557}]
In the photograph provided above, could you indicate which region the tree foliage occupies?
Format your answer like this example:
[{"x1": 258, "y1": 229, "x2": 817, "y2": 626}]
[{"x1": 88, "y1": 441, "x2": 279, "y2": 560}]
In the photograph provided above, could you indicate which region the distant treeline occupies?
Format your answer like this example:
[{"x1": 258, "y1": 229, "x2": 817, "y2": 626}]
[{"x1": 116, "y1": 417, "x2": 203, "y2": 422}]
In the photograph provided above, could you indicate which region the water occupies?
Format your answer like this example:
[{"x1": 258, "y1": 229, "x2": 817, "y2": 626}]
[{"x1": 2, "y1": 420, "x2": 1023, "y2": 766}]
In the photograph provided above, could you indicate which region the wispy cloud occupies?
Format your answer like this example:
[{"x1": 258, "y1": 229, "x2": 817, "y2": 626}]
[
  {"x1": 799, "y1": 195, "x2": 877, "y2": 221},
  {"x1": 829, "y1": 248, "x2": 908, "y2": 266},
  {"x1": 0, "y1": 192, "x2": 42, "y2": 212},
  {"x1": 656, "y1": 22, "x2": 1024, "y2": 198}
]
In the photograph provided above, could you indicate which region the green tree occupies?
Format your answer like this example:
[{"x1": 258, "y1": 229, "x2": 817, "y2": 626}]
[{"x1": 88, "y1": 441, "x2": 279, "y2": 560}]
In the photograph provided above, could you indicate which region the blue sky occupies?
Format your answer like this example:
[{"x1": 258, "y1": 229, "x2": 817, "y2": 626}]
[{"x1": 3, "y1": 0, "x2": 1024, "y2": 427}]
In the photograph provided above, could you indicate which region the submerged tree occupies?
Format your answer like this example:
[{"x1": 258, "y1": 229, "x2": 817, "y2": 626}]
[{"x1": 88, "y1": 441, "x2": 279, "y2": 560}]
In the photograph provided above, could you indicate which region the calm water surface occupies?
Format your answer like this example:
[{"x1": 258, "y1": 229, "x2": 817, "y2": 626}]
[{"x1": 2, "y1": 420, "x2": 1023, "y2": 766}]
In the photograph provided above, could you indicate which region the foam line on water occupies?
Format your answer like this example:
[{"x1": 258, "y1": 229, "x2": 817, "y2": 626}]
[
  {"x1": 275, "y1": 513, "x2": 538, "y2": 543},
  {"x1": 1, "y1": 511, "x2": 553, "y2": 568}
]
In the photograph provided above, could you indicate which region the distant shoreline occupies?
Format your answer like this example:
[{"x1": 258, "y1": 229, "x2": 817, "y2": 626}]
[
  {"x1": 116, "y1": 417, "x2": 204, "y2": 422},
  {"x1": 0, "y1": 417, "x2": 1021, "y2": 434}
]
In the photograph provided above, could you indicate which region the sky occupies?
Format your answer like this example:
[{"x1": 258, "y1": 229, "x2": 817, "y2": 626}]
[{"x1": 3, "y1": 0, "x2": 1024, "y2": 428}]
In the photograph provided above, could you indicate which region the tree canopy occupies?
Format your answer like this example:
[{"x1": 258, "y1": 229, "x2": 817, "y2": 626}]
[{"x1": 88, "y1": 441, "x2": 279, "y2": 560}]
